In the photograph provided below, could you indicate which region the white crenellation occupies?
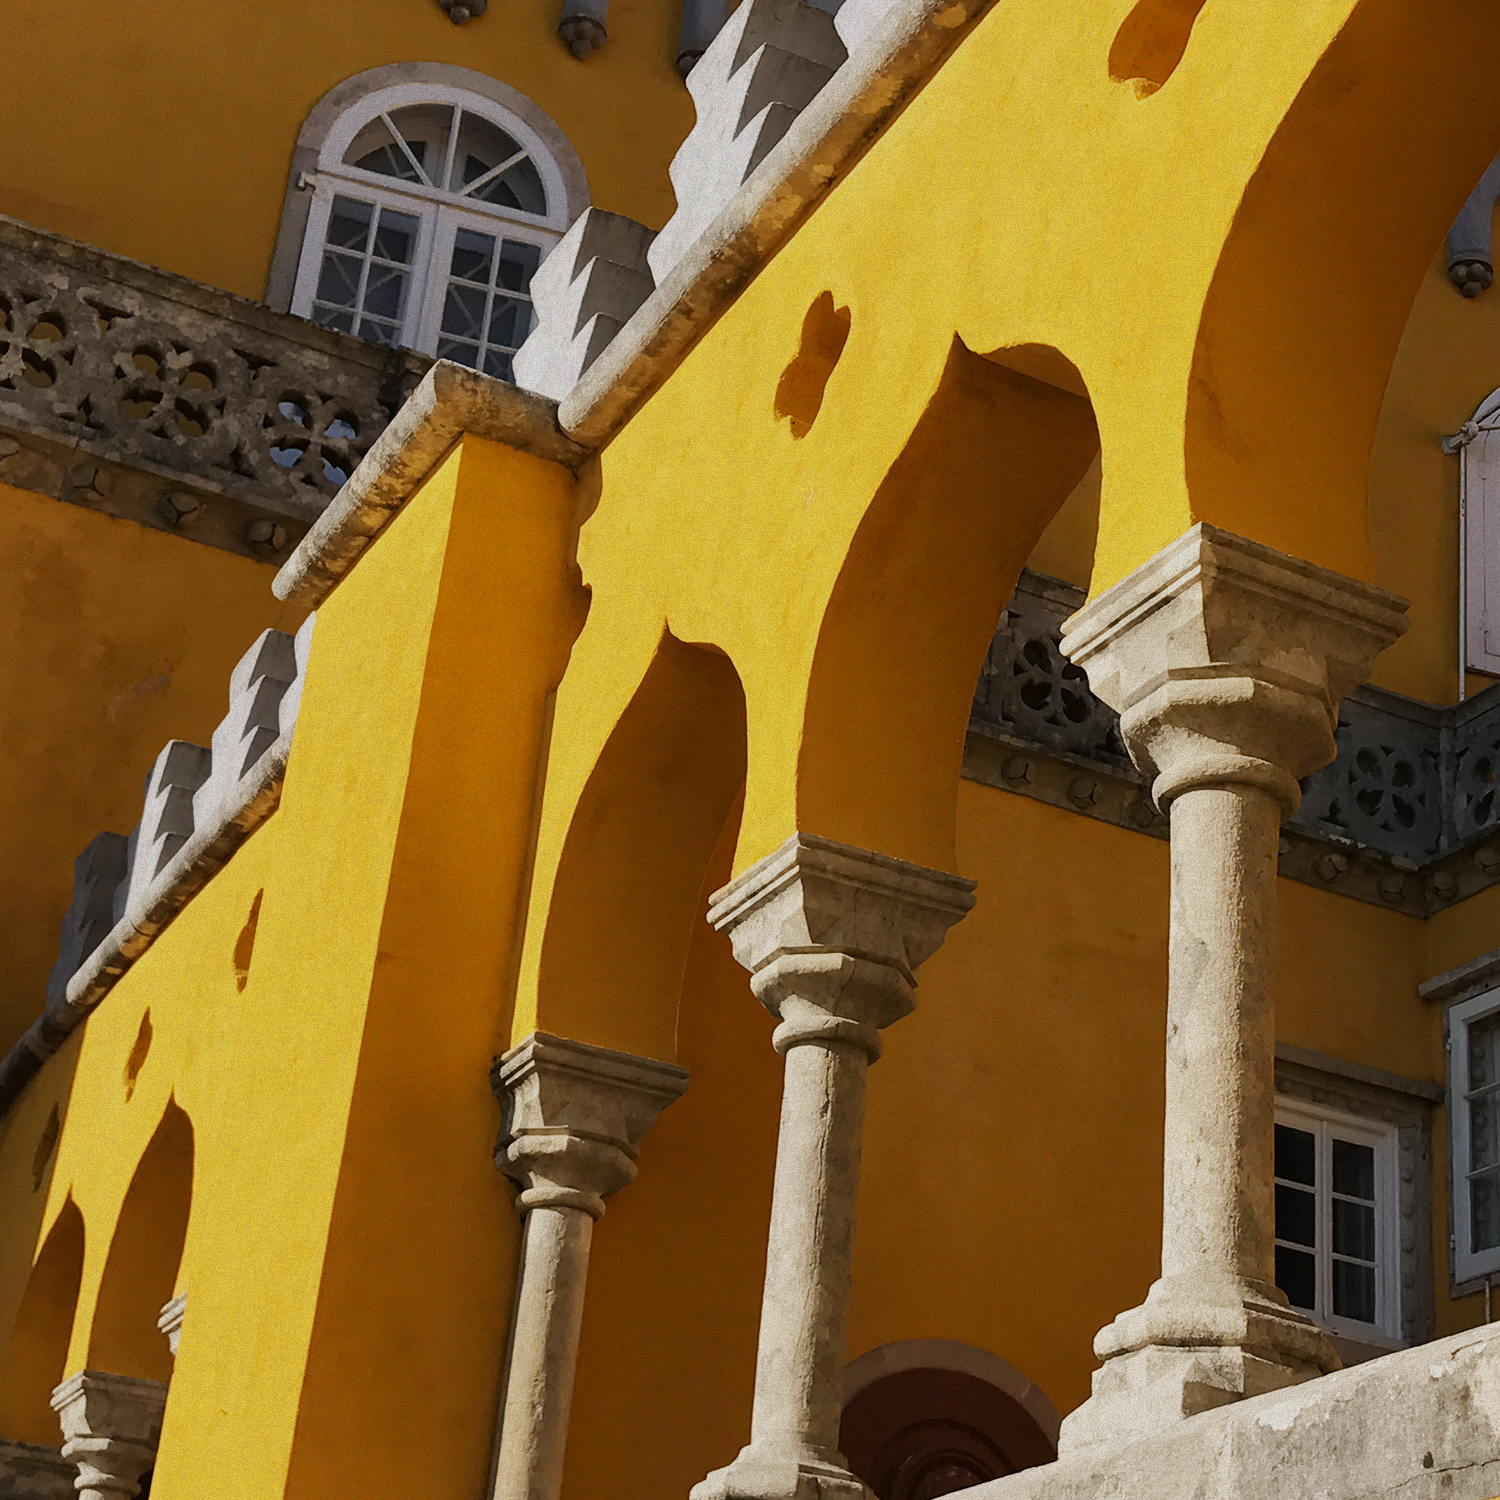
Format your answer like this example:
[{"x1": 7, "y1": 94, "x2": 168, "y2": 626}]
[
  {"x1": 46, "y1": 833, "x2": 129, "y2": 1010},
  {"x1": 513, "y1": 210, "x2": 657, "y2": 403},
  {"x1": 191, "y1": 628, "x2": 299, "y2": 834},
  {"x1": 112, "y1": 741, "x2": 213, "y2": 925},
  {"x1": 647, "y1": 0, "x2": 846, "y2": 286},
  {"x1": 277, "y1": 613, "x2": 317, "y2": 739}
]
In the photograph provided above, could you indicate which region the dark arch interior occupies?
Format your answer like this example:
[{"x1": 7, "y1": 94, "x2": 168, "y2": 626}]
[{"x1": 840, "y1": 1367, "x2": 1055, "y2": 1500}]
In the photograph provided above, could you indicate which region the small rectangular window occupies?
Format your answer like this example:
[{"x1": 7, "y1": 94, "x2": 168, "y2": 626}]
[
  {"x1": 1448, "y1": 989, "x2": 1500, "y2": 1283},
  {"x1": 1273, "y1": 1104, "x2": 1400, "y2": 1341}
]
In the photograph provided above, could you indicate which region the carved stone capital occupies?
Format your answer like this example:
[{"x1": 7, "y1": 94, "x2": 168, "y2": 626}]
[
  {"x1": 50, "y1": 1371, "x2": 167, "y2": 1500},
  {"x1": 492, "y1": 1033, "x2": 688, "y2": 1219},
  {"x1": 706, "y1": 834, "x2": 976, "y2": 1052},
  {"x1": 1061, "y1": 525, "x2": 1408, "y2": 814}
]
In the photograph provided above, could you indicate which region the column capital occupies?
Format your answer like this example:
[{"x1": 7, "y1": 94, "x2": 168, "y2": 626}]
[
  {"x1": 1061, "y1": 525, "x2": 1408, "y2": 814},
  {"x1": 707, "y1": 834, "x2": 976, "y2": 1054},
  {"x1": 51, "y1": 1371, "x2": 167, "y2": 1500},
  {"x1": 492, "y1": 1032, "x2": 688, "y2": 1219}
]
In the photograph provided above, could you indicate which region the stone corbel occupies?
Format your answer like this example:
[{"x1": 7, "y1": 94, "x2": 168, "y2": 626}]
[
  {"x1": 489, "y1": 1033, "x2": 688, "y2": 1500},
  {"x1": 1449, "y1": 154, "x2": 1500, "y2": 298},
  {"x1": 558, "y1": 0, "x2": 609, "y2": 56},
  {"x1": 51, "y1": 1371, "x2": 168, "y2": 1500},
  {"x1": 694, "y1": 834, "x2": 975, "y2": 1500}
]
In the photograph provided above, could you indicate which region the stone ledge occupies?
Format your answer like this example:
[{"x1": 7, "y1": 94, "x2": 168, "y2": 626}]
[
  {"x1": 974, "y1": 1324, "x2": 1500, "y2": 1500},
  {"x1": 273, "y1": 361, "x2": 589, "y2": 608}
]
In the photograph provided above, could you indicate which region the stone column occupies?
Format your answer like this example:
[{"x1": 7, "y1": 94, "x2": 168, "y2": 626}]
[
  {"x1": 1055, "y1": 524, "x2": 1408, "y2": 1454},
  {"x1": 693, "y1": 834, "x2": 976, "y2": 1500},
  {"x1": 156, "y1": 1295, "x2": 186, "y2": 1360},
  {"x1": 50, "y1": 1371, "x2": 167, "y2": 1500},
  {"x1": 489, "y1": 1032, "x2": 688, "y2": 1500}
]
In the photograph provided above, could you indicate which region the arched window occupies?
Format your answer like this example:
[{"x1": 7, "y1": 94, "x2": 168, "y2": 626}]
[{"x1": 286, "y1": 78, "x2": 581, "y2": 381}]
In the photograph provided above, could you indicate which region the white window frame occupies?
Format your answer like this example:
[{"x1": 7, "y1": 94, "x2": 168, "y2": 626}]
[
  {"x1": 288, "y1": 82, "x2": 570, "y2": 364},
  {"x1": 1449, "y1": 985, "x2": 1500, "y2": 1285},
  {"x1": 1274, "y1": 1099, "x2": 1403, "y2": 1346}
]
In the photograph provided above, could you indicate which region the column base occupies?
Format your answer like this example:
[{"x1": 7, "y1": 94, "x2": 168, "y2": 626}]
[
  {"x1": 691, "y1": 1445, "x2": 870, "y2": 1500},
  {"x1": 1058, "y1": 1273, "x2": 1340, "y2": 1456}
]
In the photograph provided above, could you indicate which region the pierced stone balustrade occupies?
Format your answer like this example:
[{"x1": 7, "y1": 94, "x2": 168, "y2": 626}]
[{"x1": 0, "y1": 213, "x2": 429, "y2": 561}]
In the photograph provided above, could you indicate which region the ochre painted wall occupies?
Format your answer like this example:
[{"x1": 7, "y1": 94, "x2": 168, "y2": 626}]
[
  {"x1": 0, "y1": 481, "x2": 304, "y2": 1056},
  {"x1": 0, "y1": 7, "x2": 692, "y2": 301}
]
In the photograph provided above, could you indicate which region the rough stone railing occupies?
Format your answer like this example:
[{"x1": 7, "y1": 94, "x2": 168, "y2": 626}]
[
  {"x1": 967, "y1": 570, "x2": 1500, "y2": 917},
  {"x1": 0, "y1": 214, "x2": 429, "y2": 562}
]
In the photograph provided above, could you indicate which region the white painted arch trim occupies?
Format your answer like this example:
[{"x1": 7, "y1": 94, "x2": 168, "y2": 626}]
[
  {"x1": 842, "y1": 1338, "x2": 1062, "y2": 1448},
  {"x1": 266, "y1": 63, "x2": 590, "y2": 310}
]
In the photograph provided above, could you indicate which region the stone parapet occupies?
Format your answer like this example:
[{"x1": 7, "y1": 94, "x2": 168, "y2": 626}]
[
  {"x1": 0, "y1": 212, "x2": 430, "y2": 562},
  {"x1": 968, "y1": 1324, "x2": 1500, "y2": 1500},
  {"x1": 0, "y1": 1439, "x2": 77, "y2": 1500}
]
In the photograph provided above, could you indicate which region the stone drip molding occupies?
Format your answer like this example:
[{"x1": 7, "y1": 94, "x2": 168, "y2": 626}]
[
  {"x1": 0, "y1": 617, "x2": 316, "y2": 1116},
  {"x1": 0, "y1": 213, "x2": 429, "y2": 563},
  {"x1": 967, "y1": 571, "x2": 1500, "y2": 920}
]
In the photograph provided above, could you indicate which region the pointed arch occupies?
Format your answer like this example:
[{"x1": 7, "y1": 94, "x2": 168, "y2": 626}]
[
  {"x1": 785, "y1": 339, "x2": 1099, "y2": 872},
  {"x1": 0, "y1": 1198, "x2": 85, "y2": 1445},
  {"x1": 87, "y1": 1100, "x2": 194, "y2": 1382},
  {"x1": 531, "y1": 630, "x2": 748, "y2": 1061}
]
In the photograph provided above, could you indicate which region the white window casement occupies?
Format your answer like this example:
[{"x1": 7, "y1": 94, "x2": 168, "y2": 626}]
[
  {"x1": 1448, "y1": 987, "x2": 1500, "y2": 1286},
  {"x1": 1274, "y1": 1101, "x2": 1402, "y2": 1345},
  {"x1": 288, "y1": 83, "x2": 575, "y2": 381},
  {"x1": 1446, "y1": 386, "x2": 1500, "y2": 677}
]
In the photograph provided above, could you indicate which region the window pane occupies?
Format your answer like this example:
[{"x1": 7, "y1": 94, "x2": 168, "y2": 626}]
[
  {"x1": 355, "y1": 316, "x2": 402, "y2": 348},
  {"x1": 488, "y1": 297, "x2": 531, "y2": 350},
  {"x1": 373, "y1": 210, "x2": 419, "y2": 266},
  {"x1": 315, "y1": 252, "x2": 362, "y2": 308},
  {"x1": 354, "y1": 138, "x2": 426, "y2": 182},
  {"x1": 1332, "y1": 1198, "x2": 1375, "y2": 1262},
  {"x1": 312, "y1": 306, "x2": 354, "y2": 334},
  {"x1": 1332, "y1": 1139, "x2": 1375, "y2": 1200},
  {"x1": 1275, "y1": 1245, "x2": 1316, "y2": 1309},
  {"x1": 1473, "y1": 1171, "x2": 1500, "y2": 1253},
  {"x1": 1275, "y1": 1125, "x2": 1315, "y2": 1186},
  {"x1": 1275, "y1": 1184, "x2": 1315, "y2": 1248},
  {"x1": 497, "y1": 239, "x2": 541, "y2": 293},
  {"x1": 363, "y1": 265, "x2": 409, "y2": 322},
  {"x1": 437, "y1": 337, "x2": 481, "y2": 368},
  {"x1": 1470, "y1": 1012, "x2": 1500, "y2": 1094},
  {"x1": 451, "y1": 229, "x2": 495, "y2": 285},
  {"x1": 483, "y1": 348, "x2": 515, "y2": 381},
  {"x1": 327, "y1": 197, "x2": 374, "y2": 252},
  {"x1": 1471, "y1": 1088, "x2": 1500, "y2": 1174},
  {"x1": 441, "y1": 284, "x2": 487, "y2": 341},
  {"x1": 1332, "y1": 1258, "x2": 1376, "y2": 1323}
]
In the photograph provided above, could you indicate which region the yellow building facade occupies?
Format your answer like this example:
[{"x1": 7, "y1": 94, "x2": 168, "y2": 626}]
[{"x1": 6, "y1": 3, "x2": 1500, "y2": 1499}]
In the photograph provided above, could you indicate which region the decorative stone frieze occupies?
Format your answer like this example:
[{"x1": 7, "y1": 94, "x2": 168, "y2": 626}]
[
  {"x1": 0, "y1": 213, "x2": 428, "y2": 561},
  {"x1": 512, "y1": 210, "x2": 656, "y2": 402},
  {"x1": 1055, "y1": 526, "x2": 1407, "y2": 1453},
  {"x1": 490, "y1": 1033, "x2": 688, "y2": 1500},
  {"x1": 50, "y1": 1371, "x2": 167, "y2": 1500},
  {"x1": 693, "y1": 834, "x2": 974, "y2": 1500},
  {"x1": 0, "y1": 1438, "x2": 76, "y2": 1500},
  {"x1": 647, "y1": 0, "x2": 847, "y2": 287},
  {"x1": 967, "y1": 569, "x2": 1500, "y2": 916}
]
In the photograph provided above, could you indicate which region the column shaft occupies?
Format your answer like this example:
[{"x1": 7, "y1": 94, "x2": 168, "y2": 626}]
[
  {"x1": 750, "y1": 1039, "x2": 869, "y2": 1460},
  {"x1": 1161, "y1": 784, "x2": 1280, "y2": 1288},
  {"x1": 495, "y1": 1205, "x2": 595, "y2": 1500}
]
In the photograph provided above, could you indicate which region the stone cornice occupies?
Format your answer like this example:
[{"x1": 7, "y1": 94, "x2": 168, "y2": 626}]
[{"x1": 273, "y1": 362, "x2": 590, "y2": 608}]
